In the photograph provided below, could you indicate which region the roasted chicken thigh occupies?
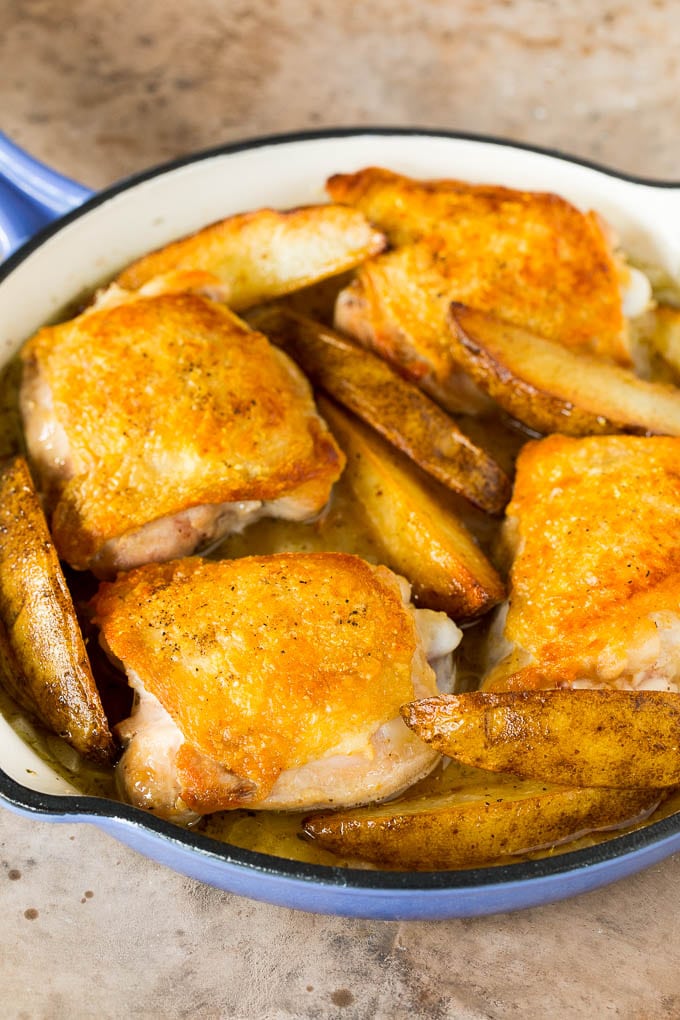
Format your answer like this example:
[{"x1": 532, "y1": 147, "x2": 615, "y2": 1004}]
[
  {"x1": 20, "y1": 292, "x2": 344, "y2": 577},
  {"x1": 484, "y1": 435, "x2": 680, "y2": 693},
  {"x1": 91, "y1": 552, "x2": 462, "y2": 823},
  {"x1": 329, "y1": 168, "x2": 649, "y2": 413}
]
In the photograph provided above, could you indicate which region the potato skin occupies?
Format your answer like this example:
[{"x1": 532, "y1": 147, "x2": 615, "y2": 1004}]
[
  {"x1": 402, "y1": 690, "x2": 680, "y2": 789},
  {"x1": 303, "y1": 781, "x2": 661, "y2": 870},
  {"x1": 448, "y1": 304, "x2": 680, "y2": 437},
  {"x1": 319, "y1": 397, "x2": 505, "y2": 620},
  {"x1": 0, "y1": 456, "x2": 114, "y2": 762},
  {"x1": 256, "y1": 307, "x2": 510, "y2": 514}
]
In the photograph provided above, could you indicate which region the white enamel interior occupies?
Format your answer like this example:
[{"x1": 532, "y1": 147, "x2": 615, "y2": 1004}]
[{"x1": 1, "y1": 132, "x2": 680, "y2": 798}]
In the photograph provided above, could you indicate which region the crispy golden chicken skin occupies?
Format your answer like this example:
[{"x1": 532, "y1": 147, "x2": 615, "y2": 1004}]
[
  {"x1": 484, "y1": 435, "x2": 680, "y2": 692},
  {"x1": 20, "y1": 293, "x2": 344, "y2": 576},
  {"x1": 329, "y1": 168, "x2": 631, "y2": 410},
  {"x1": 91, "y1": 553, "x2": 461, "y2": 820}
]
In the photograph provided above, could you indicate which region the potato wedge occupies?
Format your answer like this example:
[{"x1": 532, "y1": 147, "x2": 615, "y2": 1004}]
[
  {"x1": 402, "y1": 690, "x2": 680, "y2": 789},
  {"x1": 319, "y1": 397, "x2": 505, "y2": 619},
  {"x1": 115, "y1": 205, "x2": 386, "y2": 310},
  {"x1": 448, "y1": 304, "x2": 680, "y2": 436},
  {"x1": 303, "y1": 773, "x2": 660, "y2": 870},
  {"x1": 0, "y1": 457, "x2": 114, "y2": 762},
  {"x1": 255, "y1": 308, "x2": 510, "y2": 514}
]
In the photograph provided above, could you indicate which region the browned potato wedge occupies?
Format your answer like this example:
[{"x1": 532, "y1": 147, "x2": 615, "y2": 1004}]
[
  {"x1": 448, "y1": 304, "x2": 680, "y2": 436},
  {"x1": 115, "y1": 205, "x2": 386, "y2": 310},
  {"x1": 254, "y1": 308, "x2": 510, "y2": 514},
  {"x1": 0, "y1": 457, "x2": 114, "y2": 762},
  {"x1": 303, "y1": 774, "x2": 660, "y2": 870},
  {"x1": 319, "y1": 397, "x2": 505, "y2": 619},
  {"x1": 402, "y1": 689, "x2": 680, "y2": 789}
]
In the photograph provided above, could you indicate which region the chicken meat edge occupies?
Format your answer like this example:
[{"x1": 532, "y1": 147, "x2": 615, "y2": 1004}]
[{"x1": 113, "y1": 591, "x2": 462, "y2": 826}]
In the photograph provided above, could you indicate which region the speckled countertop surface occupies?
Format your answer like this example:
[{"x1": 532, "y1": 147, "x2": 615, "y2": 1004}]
[{"x1": 2, "y1": 2, "x2": 680, "y2": 1017}]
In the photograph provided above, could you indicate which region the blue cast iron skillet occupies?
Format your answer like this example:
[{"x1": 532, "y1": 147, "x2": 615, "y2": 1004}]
[{"x1": 1, "y1": 127, "x2": 679, "y2": 919}]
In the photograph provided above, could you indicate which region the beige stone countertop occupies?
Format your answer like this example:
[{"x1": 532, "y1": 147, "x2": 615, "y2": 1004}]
[{"x1": 2, "y1": 2, "x2": 680, "y2": 1017}]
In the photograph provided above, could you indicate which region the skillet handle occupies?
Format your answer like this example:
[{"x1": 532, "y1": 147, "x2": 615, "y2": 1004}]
[{"x1": 0, "y1": 131, "x2": 93, "y2": 259}]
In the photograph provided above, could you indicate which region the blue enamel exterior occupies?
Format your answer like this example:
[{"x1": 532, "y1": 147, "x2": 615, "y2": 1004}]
[
  {"x1": 0, "y1": 130, "x2": 92, "y2": 257},
  {"x1": 1, "y1": 127, "x2": 679, "y2": 918},
  {"x1": 3, "y1": 782, "x2": 680, "y2": 920}
]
